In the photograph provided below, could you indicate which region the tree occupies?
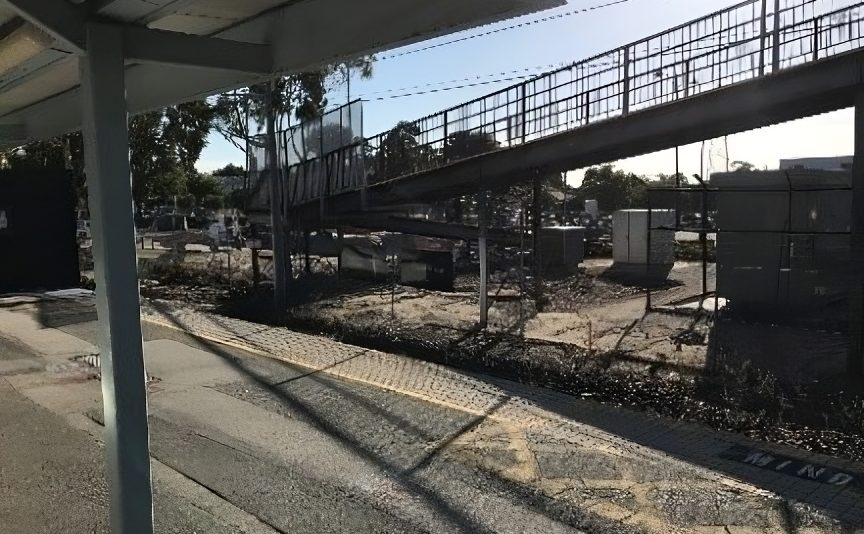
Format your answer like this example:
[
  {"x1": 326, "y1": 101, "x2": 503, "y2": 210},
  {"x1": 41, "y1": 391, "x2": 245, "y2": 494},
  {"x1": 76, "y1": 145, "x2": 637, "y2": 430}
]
[
  {"x1": 212, "y1": 163, "x2": 244, "y2": 177},
  {"x1": 444, "y1": 130, "x2": 498, "y2": 161},
  {"x1": 7, "y1": 101, "x2": 212, "y2": 217},
  {"x1": 211, "y1": 58, "x2": 374, "y2": 158},
  {"x1": 655, "y1": 173, "x2": 690, "y2": 187},
  {"x1": 651, "y1": 173, "x2": 701, "y2": 217},
  {"x1": 371, "y1": 121, "x2": 438, "y2": 182},
  {"x1": 187, "y1": 172, "x2": 223, "y2": 208},
  {"x1": 731, "y1": 160, "x2": 757, "y2": 172},
  {"x1": 164, "y1": 101, "x2": 214, "y2": 174},
  {"x1": 441, "y1": 130, "x2": 499, "y2": 223},
  {"x1": 128, "y1": 101, "x2": 214, "y2": 214},
  {"x1": 3, "y1": 133, "x2": 86, "y2": 205},
  {"x1": 577, "y1": 165, "x2": 648, "y2": 213}
]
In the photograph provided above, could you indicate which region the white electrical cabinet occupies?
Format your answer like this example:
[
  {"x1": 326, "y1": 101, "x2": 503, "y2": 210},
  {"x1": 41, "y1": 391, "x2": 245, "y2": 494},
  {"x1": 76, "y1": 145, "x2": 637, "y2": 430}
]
[{"x1": 612, "y1": 209, "x2": 676, "y2": 265}]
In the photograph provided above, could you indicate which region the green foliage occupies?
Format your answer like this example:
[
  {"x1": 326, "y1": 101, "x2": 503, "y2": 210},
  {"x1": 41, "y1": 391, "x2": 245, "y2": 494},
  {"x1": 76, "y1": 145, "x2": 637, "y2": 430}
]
[
  {"x1": 443, "y1": 130, "x2": 498, "y2": 161},
  {"x1": 225, "y1": 189, "x2": 247, "y2": 210},
  {"x1": 201, "y1": 194, "x2": 224, "y2": 211},
  {"x1": 731, "y1": 160, "x2": 757, "y2": 172},
  {"x1": 655, "y1": 173, "x2": 690, "y2": 187},
  {"x1": 128, "y1": 101, "x2": 213, "y2": 212},
  {"x1": 163, "y1": 101, "x2": 214, "y2": 173},
  {"x1": 187, "y1": 172, "x2": 223, "y2": 204},
  {"x1": 488, "y1": 174, "x2": 564, "y2": 227},
  {"x1": 652, "y1": 173, "x2": 702, "y2": 218},
  {"x1": 212, "y1": 163, "x2": 244, "y2": 176},
  {"x1": 577, "y1": 165, "x2": 648, "y2": 213},
  {"x1": 2, "y1": 133, "x2": 86, "y2": 205},
  {"x1": 211, "y1": 58, "x2": 374, "y2": 154},
  {"x1": 372, "y1": 121, "x2": 437, "y2": 181}
]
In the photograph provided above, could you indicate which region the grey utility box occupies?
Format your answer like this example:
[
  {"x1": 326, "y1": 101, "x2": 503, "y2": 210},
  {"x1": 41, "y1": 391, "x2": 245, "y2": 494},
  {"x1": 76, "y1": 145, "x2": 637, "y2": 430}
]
[
  {"x1": 539, "y1": 226, "x2": 586, "y2": 272},
  {"x1": 711, "y1": 170, "x2": 851, "y2": 310}
]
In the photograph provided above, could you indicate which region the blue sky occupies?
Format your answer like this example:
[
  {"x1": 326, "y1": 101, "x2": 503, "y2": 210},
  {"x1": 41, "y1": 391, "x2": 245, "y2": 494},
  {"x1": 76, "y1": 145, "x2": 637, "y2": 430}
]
[{"x1": 197, "y1": 0, "x2": 853, "y2": 183}]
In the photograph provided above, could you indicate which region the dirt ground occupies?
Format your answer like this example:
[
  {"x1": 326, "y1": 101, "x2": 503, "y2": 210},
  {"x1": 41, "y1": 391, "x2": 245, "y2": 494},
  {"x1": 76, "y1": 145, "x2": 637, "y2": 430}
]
[
  {"x1": 270, "y1": 260, "x2": 724, "y2": 378},
  {"x1": 122, "y1": 241, "x2": 849, "y2": 387}
]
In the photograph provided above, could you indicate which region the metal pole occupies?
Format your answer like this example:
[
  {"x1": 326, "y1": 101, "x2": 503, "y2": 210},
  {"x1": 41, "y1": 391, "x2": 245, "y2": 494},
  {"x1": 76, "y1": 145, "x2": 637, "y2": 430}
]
[
  {"x1": 79, "y1": 22, "x2": 153, "y2": 534},
  {"x1": 759, "y1": 0, "x2": 768, "y2": 76},
  {"x1": 244, "y1": 92, "x2": 250, "y2": 198},
  {"x1": 701, "y1": 180, "x2": 708, "y2": 299},
  {"x1": 560, "y1": 172, "x2": 567, "y2": 227},
  {"x1": 532, "y1": 173, "x2": 543, "y2": 307},
  {"x1": 251, "y1": 248, "x2": 261, "y2": 287},
  {"x1": 267, "y1": 79, "x2": 288, "y2": 312},
  {"x1": 646, "y1": 199, "x2": 653, "y2": 311},
  {"x1": 849, "y1": 90, "x2": 864, "y2": 377},
  {"x1": 337, "y1": 228, "x2": 344, "y2": 275},
  {"x1": 519, "y1": 208, "x2": 526, "y2": 325},
  {"x1": 443, "y1": 110, "x2": 449, "y2": 161},
  {"x1": 622, "y1": 47, "x2": 631, "y2": 116},
  {"x1": 683, "y1": 60, "x2": 690, "y2": 98},
  {"x1": 304, "y1": 230, "x2": 311, "y2": 274},
  {"x1": 479, "y1": 191, "x2": 489, "y2": 329},
  {"x1": 675, "y1": 146, "x2": 681, "y2": 229},
  {"x1": 813, "y1": 17, "x2": 820, "y2": 61},
  {"x1": 521, "y1": 81, "x2": 528, "y2": 144},
  {"x1": 772, "y1": 0, "x2": 781, "y2": 72}
]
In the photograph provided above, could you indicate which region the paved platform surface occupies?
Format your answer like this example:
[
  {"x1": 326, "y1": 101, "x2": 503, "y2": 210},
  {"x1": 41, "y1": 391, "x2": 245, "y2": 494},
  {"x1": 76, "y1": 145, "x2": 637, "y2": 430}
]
[{"x1": 0, "y1": 293, "x2": 862, "y2": 533}]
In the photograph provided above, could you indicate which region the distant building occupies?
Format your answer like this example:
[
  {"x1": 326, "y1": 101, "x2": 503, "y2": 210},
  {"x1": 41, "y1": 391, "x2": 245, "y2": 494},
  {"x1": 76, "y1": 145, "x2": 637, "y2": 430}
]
[{"x1": 779, "y1": 156, "x2": 853, "y2": 171}]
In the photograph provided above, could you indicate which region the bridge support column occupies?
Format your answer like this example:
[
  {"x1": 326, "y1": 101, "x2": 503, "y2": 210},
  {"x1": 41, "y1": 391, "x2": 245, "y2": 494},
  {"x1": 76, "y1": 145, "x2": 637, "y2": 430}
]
[
  {"x1": 80, "y1": 23, "x2": 153, "y2": 533},
  {"x1": 849, "y1": 91, "x2": 864, "y2": 377},
  {"x1": 479, "y1": 191, "x2": 489, "y2": 329},
  {"x1": 532, "y1": 174, "x2": 544, "y2": 310}
]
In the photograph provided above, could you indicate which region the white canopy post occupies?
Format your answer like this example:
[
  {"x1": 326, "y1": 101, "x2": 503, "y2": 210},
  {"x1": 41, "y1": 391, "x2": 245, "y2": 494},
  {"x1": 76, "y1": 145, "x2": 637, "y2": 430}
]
[{"x1": 80, "y1": 22, "x2": 154, "y2": 534}]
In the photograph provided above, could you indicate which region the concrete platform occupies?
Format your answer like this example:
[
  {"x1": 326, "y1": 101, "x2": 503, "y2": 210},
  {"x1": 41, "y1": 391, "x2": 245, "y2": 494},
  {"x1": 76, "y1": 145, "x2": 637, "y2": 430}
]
[{"x1": 0, "y1": 293, "x2": 861, "y2": 532}]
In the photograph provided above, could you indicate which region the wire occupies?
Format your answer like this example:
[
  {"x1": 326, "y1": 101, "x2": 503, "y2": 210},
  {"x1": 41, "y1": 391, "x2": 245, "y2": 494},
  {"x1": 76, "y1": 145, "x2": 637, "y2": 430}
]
[
  {"x1": 327, "y1": 20, "x2": 831, "y2": 103},
  {"x1": 358, "y1": 63, "x2": 568, "y2": 96},
  {"x1": 360, "y1": 75, "x2": 536, "y2": 101},
  {"x1": 376, "y1": 0, "x2": 638, "y2": 61}
]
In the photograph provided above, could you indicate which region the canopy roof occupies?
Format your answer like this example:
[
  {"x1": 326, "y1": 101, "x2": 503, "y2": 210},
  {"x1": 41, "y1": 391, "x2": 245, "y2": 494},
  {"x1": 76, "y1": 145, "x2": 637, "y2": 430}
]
[{"x1": 0, "y1": 0, "x2": 560, "y2": 148}]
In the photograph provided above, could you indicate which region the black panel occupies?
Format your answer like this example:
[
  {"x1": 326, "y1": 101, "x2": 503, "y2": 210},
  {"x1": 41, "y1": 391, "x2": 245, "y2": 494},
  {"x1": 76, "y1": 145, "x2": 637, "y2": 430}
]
[{"x1": 0, "y1": 171, "x2": 80, "y2": 292}]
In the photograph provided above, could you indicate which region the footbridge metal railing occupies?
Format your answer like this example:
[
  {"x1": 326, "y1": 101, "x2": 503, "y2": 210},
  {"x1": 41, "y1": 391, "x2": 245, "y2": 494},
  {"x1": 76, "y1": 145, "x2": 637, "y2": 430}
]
[{"x1": 279, "y1": 0, "x2": 864, "y2": 210}]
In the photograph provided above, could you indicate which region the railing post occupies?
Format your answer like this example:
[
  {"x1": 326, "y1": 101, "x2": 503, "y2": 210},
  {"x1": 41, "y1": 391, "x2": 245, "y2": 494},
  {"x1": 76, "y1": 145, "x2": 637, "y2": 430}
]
[
  {"x1": 772, "y1": 0, "x2": 781, "y2": 72},
  {"x1": 684, "y1": 60, "x2": 690, "y2": 98},
  {"x1": 520, "y1": 81, "x2": 528, "y2": 144},
  {"x1": 813, "y1": 17, "x2": 820, "y2": 61},
  {"x1": 759, "y1": 0, "x2": 768, "y2": 76},
  {"x1": 622, "y1": 47, "x2": 631, "y2": 116},
  {"x1": 443, "y1": 109, "x2": 449, "y2": 162}
]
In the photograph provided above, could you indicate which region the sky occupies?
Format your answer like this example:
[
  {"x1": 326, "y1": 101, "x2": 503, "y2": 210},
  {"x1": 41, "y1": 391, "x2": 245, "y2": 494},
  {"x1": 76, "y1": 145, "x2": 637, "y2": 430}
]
[{"x1": 196, "y1": 0, "x2": 854, "y2": 184}]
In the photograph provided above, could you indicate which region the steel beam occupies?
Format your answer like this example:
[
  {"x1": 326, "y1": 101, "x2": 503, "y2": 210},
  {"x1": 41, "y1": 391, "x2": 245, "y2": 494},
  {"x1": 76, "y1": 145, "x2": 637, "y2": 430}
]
[
  {"x1": 3, "y1": 0, "x2": 85, "y2": 51},
  {"x1": 121, "y1": 25, "x2": 272, "y2": 74},
  {"x1": 2, "y1": 0, "x2": 272, "y2": 73},
  {"x1": 79, "y1": 22, "x2": 154, "y2": 534},
  {"x1": 850, "y1": 90, "x2": 864, "y2": 377}
]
